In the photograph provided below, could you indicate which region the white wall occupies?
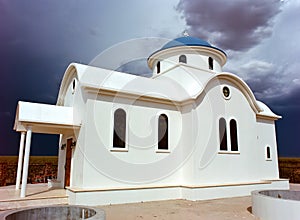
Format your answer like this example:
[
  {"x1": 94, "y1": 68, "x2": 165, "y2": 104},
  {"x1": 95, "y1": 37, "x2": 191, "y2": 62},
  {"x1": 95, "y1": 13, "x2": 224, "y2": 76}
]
[
  {"x1": 190, "y1": 79, "x2": 280, "y2": 185},
  {"x1": 256, "y1": 119, "x2": 280, "y2": 179},
  {"x1": 81, "y1": 97, "x2": 185, "y2": 188},
  {"x1": 60, "y1": 69, "x2": 280, "y2": 190}
]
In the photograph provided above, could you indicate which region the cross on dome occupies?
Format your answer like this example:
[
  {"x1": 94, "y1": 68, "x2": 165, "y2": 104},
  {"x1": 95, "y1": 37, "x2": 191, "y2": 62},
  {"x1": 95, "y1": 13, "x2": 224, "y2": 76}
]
[{"x1": 182, "y1": 30, "x2": 189, "y2": 37}]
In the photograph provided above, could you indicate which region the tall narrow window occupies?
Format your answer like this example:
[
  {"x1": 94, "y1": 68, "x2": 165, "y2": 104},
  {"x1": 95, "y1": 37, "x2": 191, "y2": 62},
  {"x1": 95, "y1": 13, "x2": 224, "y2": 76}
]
[
  {"x1": 158, "y1": 114, "x2": 168, "y2": 150},
  {"x1": 179, "y1": 55, "x2": 187, "y2": 64},
  {"x1": 113, "y1": 109, "x2": 126, "y2": 148},
  {"x1": 219, "y1": 118, "x2": 227, "y2": 151},
  {"x1": 266, "y1": 146, "x2": 271, "y2": 159},
  {"x1": 72, "y1": 79, "x2": 76, "y2": 94},
  {"x1": 230, "y1": 119, "x2": 238, "y2": 151},
  {"x1": 156, "y1": 61, "x2": 161, "y2": 74},
  {"x1": 208, "y1": 57, "x2": 213, "y2": 70}
]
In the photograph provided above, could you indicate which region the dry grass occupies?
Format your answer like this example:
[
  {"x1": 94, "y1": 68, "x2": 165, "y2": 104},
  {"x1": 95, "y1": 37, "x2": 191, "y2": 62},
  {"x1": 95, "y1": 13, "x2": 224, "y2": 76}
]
[{"x1": 279, "y1": 157, "x2": 300, "y2": 183}]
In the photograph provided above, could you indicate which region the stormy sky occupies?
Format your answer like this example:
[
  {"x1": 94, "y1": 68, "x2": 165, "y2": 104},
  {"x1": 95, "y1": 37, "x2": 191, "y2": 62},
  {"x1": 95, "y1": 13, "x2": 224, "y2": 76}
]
[{"x1": 0, "y1": 0, "x2": 299, "y2": 157}]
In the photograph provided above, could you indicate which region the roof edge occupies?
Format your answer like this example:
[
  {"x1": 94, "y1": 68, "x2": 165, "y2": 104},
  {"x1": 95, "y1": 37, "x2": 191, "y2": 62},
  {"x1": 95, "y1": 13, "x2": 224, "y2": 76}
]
[{"x1": 56, "y1": 63, "x2": 88, "y2": 106}]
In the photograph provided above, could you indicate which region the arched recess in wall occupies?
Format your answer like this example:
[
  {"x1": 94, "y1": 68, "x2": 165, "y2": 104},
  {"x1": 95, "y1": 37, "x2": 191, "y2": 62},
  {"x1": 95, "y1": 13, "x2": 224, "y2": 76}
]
[
  {"x1": 113, "y1": 108, "x2": 126, "y2": 148},
  {"x1": 158, "y1": 114, "x2": 168, "y2": 150}
]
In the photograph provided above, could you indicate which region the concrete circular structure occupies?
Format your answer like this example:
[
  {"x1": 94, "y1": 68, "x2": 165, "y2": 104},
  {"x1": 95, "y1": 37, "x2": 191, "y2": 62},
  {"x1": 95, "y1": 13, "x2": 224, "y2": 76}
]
[
  {"x1": 252, "y1": 190, "x2": 300, "y2": 220},
  {"x1": 0, "y1": 205, "x2": 105, "y2": 220}
]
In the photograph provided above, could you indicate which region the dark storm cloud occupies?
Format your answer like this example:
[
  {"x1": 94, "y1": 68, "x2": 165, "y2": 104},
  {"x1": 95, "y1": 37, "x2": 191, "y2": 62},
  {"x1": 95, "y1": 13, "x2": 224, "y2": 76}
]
[
  {"x1": 0, "y1": 0, "x2": 182, "y2": 155},
  {"x1": 236, "y1": 60, "x2": 281, "y2": 99},
  {"x1": 177, "y1": 0, "x2": 281, "y2": 51},
  {"x1": 267, "y1": 85, "x2": 300, "y2": 111},
  {"x1": 230, "y1": 57, "x2": 300, "y2": 106},
  {"x1": 265, "y1": 86, "x2": 300, "y2": 157},
  {"x1": 0, "y1": 1, "x2": 108, "y2": 155}
]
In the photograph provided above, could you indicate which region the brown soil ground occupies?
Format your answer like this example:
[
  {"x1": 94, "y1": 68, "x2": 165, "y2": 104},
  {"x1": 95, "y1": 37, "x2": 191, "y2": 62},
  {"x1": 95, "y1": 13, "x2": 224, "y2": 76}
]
[
  {"x1": 99, "y1": 184, "x2": 300, "y2": 220},
  {"x1": 99, "y1": 196, "x2": 257, "y2": 220}
]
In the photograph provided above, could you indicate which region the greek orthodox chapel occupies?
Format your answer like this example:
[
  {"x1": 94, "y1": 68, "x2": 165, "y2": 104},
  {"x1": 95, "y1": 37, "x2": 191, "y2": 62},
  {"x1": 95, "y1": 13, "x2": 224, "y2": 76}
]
[{"x1": 14, "y1": 36, "x2": 289, "y2": 205}]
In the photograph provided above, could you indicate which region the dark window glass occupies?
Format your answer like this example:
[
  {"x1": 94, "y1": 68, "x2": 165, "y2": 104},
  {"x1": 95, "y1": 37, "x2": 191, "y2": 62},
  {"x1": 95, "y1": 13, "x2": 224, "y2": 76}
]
[
  {"x1": 157, "y1": 61, "x2": 161, "y2": 74},
  {"x1": 179, "y1": 55, "x2": 187, "y2": 64},
  {"x1": 113, "y1": 109, "x2": 126, "y2": 148},
  {"x1": 223, "y1": 86, "x2": 230, "y2": 98},
  {"x1": 219, "y1": 118, "x2": 227, "y2": 151},
  {"x1": 158, "y1": 114, "x2": 168, "y2": 150},
  {"x1": 209, "y1": 57, "x2": 213, "y2": 70},
  {"x1": 230, "y1": 119, "x2": 238, "y2": 151},
  {"x1": 266, "y1": 146, "x2": 271, "y2": 159},
  {"x1": 72, "y1": 79, "x2": 76, "y2": 91}
]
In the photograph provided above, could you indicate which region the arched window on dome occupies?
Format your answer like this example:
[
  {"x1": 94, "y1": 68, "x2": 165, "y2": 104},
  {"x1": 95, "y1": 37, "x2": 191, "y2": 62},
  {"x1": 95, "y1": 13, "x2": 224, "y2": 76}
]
[
  {"x1": 158, "y1": 114, "x2": 168, "y2": 150},
  {"x1": 208, "y1": 57, "x2": 213, "y2": 70},
  {"x1": 113, "y1": 108, "x2": 126, "y2": 148},
  {"x1": 179, "y1": 55, "x2": 187, "y2": 64},
  {"x1": 219, "y1": 118, "x2": 227, "y2": 151},
  {"x1": 156, "y1": 61, "x2": 161, "y2": 74}
]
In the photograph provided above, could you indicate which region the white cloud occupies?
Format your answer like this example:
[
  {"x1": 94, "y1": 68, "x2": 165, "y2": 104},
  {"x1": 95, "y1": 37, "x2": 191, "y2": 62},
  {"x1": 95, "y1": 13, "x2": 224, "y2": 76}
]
[{"x1": 293, "y1": 79, "x2": 300, "y2": 85}]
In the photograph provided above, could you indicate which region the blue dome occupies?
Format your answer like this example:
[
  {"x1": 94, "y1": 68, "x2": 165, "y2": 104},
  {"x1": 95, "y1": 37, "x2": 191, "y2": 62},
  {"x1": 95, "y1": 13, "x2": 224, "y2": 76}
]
[
  {"x1": 157, "y1": 36, "x2": 226, "y2": 56},
  {"x1": 161, "y1": 36, "x2": 211, "y2": 50}
]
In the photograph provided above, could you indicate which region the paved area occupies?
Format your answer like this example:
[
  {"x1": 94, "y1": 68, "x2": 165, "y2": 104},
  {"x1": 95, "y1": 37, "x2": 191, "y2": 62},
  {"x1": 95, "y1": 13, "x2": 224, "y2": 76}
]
[
  {"x1": 0, "y1": 184, "x2": 66, "y2": 201},
  {"x1": 290, "y1": 183, "x2": 300, "y2": 190},
  {"x1": 0, "y1": 184, "x2": 68, "y2": 211}
]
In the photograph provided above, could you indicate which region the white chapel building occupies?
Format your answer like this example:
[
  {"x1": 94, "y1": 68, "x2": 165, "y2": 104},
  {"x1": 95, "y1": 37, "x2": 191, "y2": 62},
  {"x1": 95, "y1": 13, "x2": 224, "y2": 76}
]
[{"x1": 14, "y1": 36, "x2": 289, "y2": 205}]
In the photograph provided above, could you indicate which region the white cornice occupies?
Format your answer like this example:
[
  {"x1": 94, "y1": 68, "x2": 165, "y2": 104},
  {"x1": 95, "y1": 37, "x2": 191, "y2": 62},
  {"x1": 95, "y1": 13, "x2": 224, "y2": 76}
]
[{"x1": 83, "y1": 86, "x2": 183, "y2": 107}]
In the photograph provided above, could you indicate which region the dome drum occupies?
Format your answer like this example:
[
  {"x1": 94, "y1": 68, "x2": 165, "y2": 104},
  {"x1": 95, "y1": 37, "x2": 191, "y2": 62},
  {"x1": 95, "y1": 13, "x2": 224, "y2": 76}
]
[{"x1": 148, "y1": 36, "x2": 227, "y2": 75}]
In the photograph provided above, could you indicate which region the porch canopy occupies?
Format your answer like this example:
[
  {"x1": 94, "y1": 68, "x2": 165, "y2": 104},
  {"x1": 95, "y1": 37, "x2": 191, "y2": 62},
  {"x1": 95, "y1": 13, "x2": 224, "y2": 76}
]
[
  {"x1": 13, "y1": 101, "x2": 81, "y2": 198},
  {"x1": 14, "y1": 101, "x2": 80, "y2": 134}
]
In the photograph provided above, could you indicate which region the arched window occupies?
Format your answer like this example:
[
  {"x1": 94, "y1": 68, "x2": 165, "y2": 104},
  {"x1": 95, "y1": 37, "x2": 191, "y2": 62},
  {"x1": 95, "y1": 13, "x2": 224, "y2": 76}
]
[
  {"x1": 113, "y1": 109, "x2": 126, "y2": 148},
  {"x1": 208, "y1": 57, "x2": 213, "y2": 70},
  {"x1": 158, "y1": 114, "x2": 168, "y2": 150},
  {"x1": 156, "y1": 61, "x2": 161, "y2": 74},
  {"x1": 230, "y1": 119, "x2": 238, "y2": 151},
  {"x1": 72, "y1": 79, "x2": 76, "y2": 90},
  {"x1": 72, "y1": 79, "x2": 76, "y2": 94},
  {"x1": 219, "y1": 118, "x2": 227, "y2": 151},
  {"x1": 266, "y1": 146, "x2": 271, "y2": 159},
  {"x1": 179, "y1": 55, "x2": 187, "y2": 64}
]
